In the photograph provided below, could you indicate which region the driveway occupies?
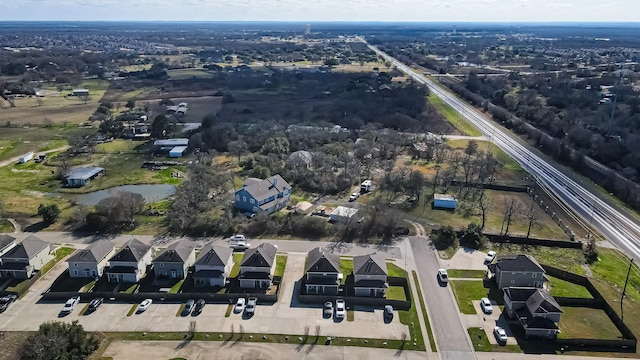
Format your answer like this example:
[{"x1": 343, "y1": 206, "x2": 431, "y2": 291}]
[
  {"x1": 409, "y1": 235, "x2": 476, "y2": 360},
  {"x1": 440, "y1": 247, "x2": 489, "y2": 271},
  {"x1": 0, "y1": 146, "x2": 70, "y2": 168}
]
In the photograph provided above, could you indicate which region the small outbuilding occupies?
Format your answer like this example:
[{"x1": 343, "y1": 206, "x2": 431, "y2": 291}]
[
  {"x1": 65, "y1": 167, "x2": 105, "y2": 188},
  {"x1": 18, "y1": 152, "x2": 34, "y2": 164},
  {"x1": 329, "y1": 206, "x2": 358, "y2": 223},
  {"x1": 169, "y1": 146, "x2": 187, "y2": 158},
  {"x1": 433, "y1": 194, "x2": 457, "y2": 210}
]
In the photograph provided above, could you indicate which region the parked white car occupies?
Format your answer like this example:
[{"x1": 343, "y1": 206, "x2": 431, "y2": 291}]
[
  {"x1": 61, "y1": 296, "x2": 80, "y2": 313},
  {"x1": 229, "y1": 235, "x2": 250, "y2": 250},
  {"x1": 245, "y1": 297, "x2": 257, "y2": 317},
  {"x1": 137, "y1": 299, "x2": 153, "y2": 313},
  {"x1": 348, "y1": 192, "x2": 359, "y2": 202},
  {"x1": 437, "y1": 269, "x2": 449, "y2": 283},
  {"x1": 494, "y1": 326, "x2": 508, "y2": 344},
  {"x1": 335, "y1": 299, "x2": 346, "y2": 319},
  {"x1": 234, "y1": 298, "x2": 246, "y2": 313},
  {"x1": 484, "y1": 251, "x2": 497, "y2": 264},
  {"x1": 230, "y1": 234, "x2": 246, "y2": 242},
  {"x1": 480, "y1": 297, "x2": 493, "y2": 314}
]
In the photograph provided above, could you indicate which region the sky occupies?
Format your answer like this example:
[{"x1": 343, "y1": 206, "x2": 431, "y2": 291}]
[{"x1": 0, "y1": 0, "x2": 639, "y2": 22}]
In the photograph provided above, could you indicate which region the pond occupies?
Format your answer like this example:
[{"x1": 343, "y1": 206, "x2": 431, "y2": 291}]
[{"x1": 66, "y1": 184, "x2": 177, "y2": 206}]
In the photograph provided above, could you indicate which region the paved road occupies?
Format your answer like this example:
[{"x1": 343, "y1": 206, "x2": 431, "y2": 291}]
[
  {"x1": 364, "y1": 39, "x2": 640, "y2": 262},
  {"x1": 0, "y1": 146, "x2": 70, "y2": 168},
  {"x1": 409, "y1": 235, "x2": 476, "y2": 360}
]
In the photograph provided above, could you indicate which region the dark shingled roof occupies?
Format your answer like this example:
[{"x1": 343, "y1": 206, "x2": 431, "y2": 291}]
[
  {"x1": 496, "y1": 254, "x2": 545, "y2": 273},
  {"x1": 67, "y1": 241, "x2": 115, "y2": 263},
  {"x1": 526, "y1": 288, "x2": 563, "y2": 314},
  {"x1": 2, "y1": 235, "x2": 49, "y2": 260},
  {"x1": 109, "y1": 239, "x2": 150, "y2": 263},
  {"x1": 353, "y1": 279, "x2": 389, "y2": 288},
  {"x1": 306, "y1": 247, "x2": 340, "y2": 273},
  {"x1": 526, "y1": 317, "x2": 559, "y2": 330},
  {"x1": 0, "y1": 234, "x2": 16, "y2": 252},
  {"x1": 504, "y1": 287, "x2": 538, "y2": 302},
  {"x1": 353, "y1": 253, "x2": 387, "y2": 276},
  {"x1": 194, "y1": 245, "x2": 233, "y2": 267},
  {"x1": 153, "y1": 241, "x2": 195, "y2": 263},
  {"x1": 241, "y1": 243, "x2": 277, "y2": 268},
  {"x1": 241, "y1": 175, "x2": 291, "y2": 202}
]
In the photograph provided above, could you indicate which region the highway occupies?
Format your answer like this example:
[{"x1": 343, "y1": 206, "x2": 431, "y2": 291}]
[{"x1": 363, "y1": 40, "x2": 640, "y2": 263}]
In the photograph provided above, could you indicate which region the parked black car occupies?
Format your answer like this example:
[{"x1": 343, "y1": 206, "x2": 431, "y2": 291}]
[
  {"x1": 88, "y1": 297, "x2": 104, "y2": 311},
  {"x1": 182, "y1": 299, "x2": 195, "y2": 316},
  {"x1": 0, "y1": 294, "x2": 17, "y2": 313},
  {"x1": 193, "y1": 299, "x2": 205, "y2": 315}
]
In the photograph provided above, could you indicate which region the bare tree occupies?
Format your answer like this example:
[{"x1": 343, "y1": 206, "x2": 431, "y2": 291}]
[
  {"x1": 478, "y1": 190, "x2": 492, "y2": 230},
  {"x1": 42, "y1": 117, "x2": 53, "y2": 128},
  {"x1": 525, "y1": 196, "x2": 541, "y2": 238},
  {"x1": 78, "y1": 95, "x2": 90, "y2": 104},
  {"x1": 500, "y1": 198, "x2": 521, "y2": 236}
]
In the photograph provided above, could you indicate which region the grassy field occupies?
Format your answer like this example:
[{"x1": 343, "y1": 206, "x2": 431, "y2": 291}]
[
  {"x1": 428, "y1": 94, "x2": 482, "y2": 136},
  {"x1": 449, "y1": 280, "x2": 489, "y2": 314},
  {"x1": 169, "y1": 96, "x2": 223, "y2": 123},
  {"x1": 167, "y1": 69, "x2": 216, "y2": 80},
  {"x1": 0, "y1": 79, "x2": 109, "y2": 124},
  {"x1": 547, "y1": 276, "x2": 592, "y2": 298},
  {"x1": 0, "y1": 219, "x2": 14, "y2": 232},
  {"x1": 558, "y1": 307, "x2": 622, "y2": 340},
  {"x1": 274, "y1": 256, "x2": 288, "y2": 278},
  {"x1": 406, "y1": 189, "x2": 567, "y2": 239},
  {"x1": 228, "y1": 254, "x2": 243, "y2": 278}
]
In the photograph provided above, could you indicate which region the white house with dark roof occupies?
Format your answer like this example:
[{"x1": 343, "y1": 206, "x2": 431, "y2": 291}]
[
  {"x1": 305, "y1": 247, "x2": 341, "y2": 295},
  {"x1": 152, "y1": 240, "x2": 196, "y2": 281},
  {"x1": 105, "y1": 238, "x2": 152, "y2": 283},
  {"x1": 239, "y1": 243, "x2": 277, "y2": 288},
  {"x1": 352, "y1": 253, "x2": 388, "y2": 297},
  {"x1": 0, "y1": 234, "x2": 17, "y2": 257},
  {"x1": 0, "y1": 235, "x2": 52, "y2": 279},
  {"x1": 193, "y1": 245, "x2": 233, "y2": 287},
  {"x1": 504, "y1": 287, "x2": 563, "y2": 338},
  {"x1": 488, "y1": 254, "x2": 547, "y2": 289},
  {"x1": 67, "y1": 241, "x2": 116, "y2": 278},
  {"x1": 234, "y1": 175, "x2": 291, "y2": 215}
]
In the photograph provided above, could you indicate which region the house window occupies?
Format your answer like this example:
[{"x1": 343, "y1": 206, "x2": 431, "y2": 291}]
[
  {"x1": 250, "y1": 199, "x2": 255, "y2": 204},
  {"x1": 243, "y1": 196, "x2": 247, "y2": 202},
  {"x1": 74, "y1": 263, "x2": 77, "y2": 267},
  {"x1": 532, "y1": 273, "x2": 537, "y2": 278},
  {"x1": 235, "y1": 195, "x2": 240, "y2": 200},
  {"x1": 160, "y1": 263, "x2": 164, "y2": 267},
  {"x1": 73, "y1": 270, "x2": 78, "y2": 276},
  {"x1": 511, "y1": 280, "x2": 515, "y2": 284}
]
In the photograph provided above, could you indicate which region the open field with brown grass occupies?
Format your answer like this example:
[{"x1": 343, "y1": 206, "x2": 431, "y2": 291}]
[{"x1": 0, "y1": 79, "x2": 109, "y2": 125}]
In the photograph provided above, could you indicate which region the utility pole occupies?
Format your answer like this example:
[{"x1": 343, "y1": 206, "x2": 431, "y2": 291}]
[{"x1": 621, "y1": 258, "x2": 634, "y2": 323}]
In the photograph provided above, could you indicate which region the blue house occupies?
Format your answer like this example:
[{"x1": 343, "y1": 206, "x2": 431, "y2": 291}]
[{"x1": 235, "y1": 175, "x2": 292, "y2": 215}]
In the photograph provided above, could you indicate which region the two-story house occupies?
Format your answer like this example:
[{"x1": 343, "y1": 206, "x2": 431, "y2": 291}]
[
  {"x1": 353, "y1": 253, "x2": 388, "y2": 297},
  {"x1": 105, "y1": 239, "x2": 152, "y2": 283},
  {"x1": 193, "y1": 245, "x2": 233, "y2": 287},
  {"x1": 239, "y1": 243, "x2": 277, "y2": 288},
  {"x1": 234, "y1": 175, "x2": 292, "y2": 215},
  {"x1": 152, "y1": 240, "x2": 196, "y2": 281},
  {"x1": 504, "y1": 287, "x2": 563, "y2": 338},
  {"x1": 0, "y1": 235, "x2": 17, "y2": 257},
  {"x1": 66, "y1": 241, "x2": 116, "y2": 278},
  {"x1": 488, "y1": 254, "x2": 547, "y2": 289},
  {"x1": 0, "y1": 235, "x2": 52, "y2": 279},
  {"x1": 305, "y1": 247, "x2": 341, "y2": 295}
]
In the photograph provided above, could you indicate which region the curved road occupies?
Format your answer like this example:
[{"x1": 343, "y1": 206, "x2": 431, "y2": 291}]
[{"x1": 365, "y1": 40, "x2": 640, "y2": 262}]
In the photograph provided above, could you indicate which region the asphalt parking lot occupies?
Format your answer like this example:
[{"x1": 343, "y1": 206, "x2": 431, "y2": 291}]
[{"x1": 0, "y1": 252, "x2": 408, "y2": 340}]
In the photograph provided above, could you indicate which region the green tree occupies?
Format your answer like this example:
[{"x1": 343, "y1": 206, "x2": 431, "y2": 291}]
[
  {"x1": 260, "y1": 137, "x2": 289, "y2": 158},
  {"x1": 98, "y1": 119, "x2": 124, "y2": 138},
  {"x1": 21, "y1": 320, "x2": 100, "y2": 360},
  {"x1": 125, "y1": 99, "x2": 136, "y2": 111},
  {"x1": 460, "y1": 223, "x2": 486, "y2": 249},
  {"x1": 431, "y1": 225, "x2": 458, "y2": 250},
  {"x1": 37, "y1": 204, "x2": 60, "y2": 225},
  {"x1": 151, "y1": 115, "x2": 169, "y2": 138}
]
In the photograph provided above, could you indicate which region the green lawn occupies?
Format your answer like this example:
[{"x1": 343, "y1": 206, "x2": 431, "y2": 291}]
[
  {"x1": 0, "y1": 219, "x2": 14, "y2": 232},
  {"x1": 429, "y1": 94, "x2": 482, "y2": 136},
  {"x1": 169, "y1": 280, "x2": 184, "y2": 294},
  {"x1": 558, "y1": 307, "x2": 622, "y2": 340},
  {"x1": 274, "y1": 255, "x2": 287, "y2": 278},
  {"x1": 387, "y1": 262, "x2": 408, "y2": 278},
  {"x1": 547, "y1": 276, "x2": 592, "y2": 299},
  {"x1": 449, "y1": 280, "x2": 489, "y2": 314},
  {"x1": 467, "y1": 328, "x2": 521, "y2": 353},
  {"x1": 339, "y1": 258, "x2": 353, "y2": 285},
  {"x1": 386, "y1": 286, "x2": 407, "y2": 301},
  {"x1": 228, "y1": 253, "x2": 243, "y2": 278},
  {"x1": 447, "y1": 269, "x2": 486, "y2": 279},
  {"x1": 398, "y1": 283, "x2": 426, "y2": 351}
]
